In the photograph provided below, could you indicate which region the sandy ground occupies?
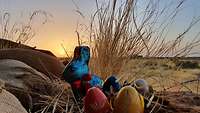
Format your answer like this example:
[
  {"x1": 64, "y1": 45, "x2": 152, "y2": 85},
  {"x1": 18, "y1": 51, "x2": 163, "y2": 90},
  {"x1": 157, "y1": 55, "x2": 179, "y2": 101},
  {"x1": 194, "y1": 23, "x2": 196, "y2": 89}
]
[
  {"x1": 120, "y1": 59, "x2": 200, "y2": 93},
  {"x1": 118, "y1": 59, "x2": 200, "y2": 113}
]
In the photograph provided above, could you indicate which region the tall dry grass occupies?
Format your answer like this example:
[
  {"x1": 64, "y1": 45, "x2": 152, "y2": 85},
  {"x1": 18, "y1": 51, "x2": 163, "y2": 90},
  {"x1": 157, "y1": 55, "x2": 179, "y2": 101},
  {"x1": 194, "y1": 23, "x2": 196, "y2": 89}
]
[
  {"x1": 87, "y1": 0, "x2": 200, "y2": 80},
  {"x1": 82, "y1": 1, "x2": 200, "y2": 112},
  {"x1": 0, "y1": 10, "x2": 50, "y2": 49},
  {"x1": 73, "y1": 1, "x2": 200, "y2": 111}
]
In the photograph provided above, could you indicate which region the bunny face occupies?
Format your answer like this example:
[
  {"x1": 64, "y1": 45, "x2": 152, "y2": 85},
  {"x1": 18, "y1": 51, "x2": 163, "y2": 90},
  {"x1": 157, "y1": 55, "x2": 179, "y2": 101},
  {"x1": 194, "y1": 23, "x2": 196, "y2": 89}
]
[{"x1": 73, "y1": 46, "x2": 90, "y2": 63}]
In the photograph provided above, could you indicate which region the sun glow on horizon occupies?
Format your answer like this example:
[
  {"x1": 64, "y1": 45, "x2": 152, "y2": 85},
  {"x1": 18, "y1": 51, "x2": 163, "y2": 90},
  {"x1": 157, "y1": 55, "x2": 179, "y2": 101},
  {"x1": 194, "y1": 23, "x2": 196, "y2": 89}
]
[{"x1": 1, "y1": 0, "x2": 200, "y2": 57}]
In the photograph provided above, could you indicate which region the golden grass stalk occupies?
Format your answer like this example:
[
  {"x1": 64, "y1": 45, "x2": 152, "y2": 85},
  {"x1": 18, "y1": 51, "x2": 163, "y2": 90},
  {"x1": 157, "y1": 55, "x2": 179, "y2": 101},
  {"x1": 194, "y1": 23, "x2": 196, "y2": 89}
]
[
  {"x1": 88, "y1": 0, "x2": 200, "y2": 80},
  {"x1": 0, "y1": 10, "x2": 51, "y2": 49}
]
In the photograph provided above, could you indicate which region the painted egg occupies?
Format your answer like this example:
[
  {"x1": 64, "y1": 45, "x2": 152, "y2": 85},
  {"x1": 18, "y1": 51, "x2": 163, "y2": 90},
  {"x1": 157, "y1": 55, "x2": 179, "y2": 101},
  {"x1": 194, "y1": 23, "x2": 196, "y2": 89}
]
[
  {"x1": 133, "y1": 79, "x2": 149, "y2": 95},
  {"x1": 89, "y1": 74, "x2": 104, "y2": 88},
  {"x1": 103, "y1": 75, "x2": 121, "y2": 95},
  {"x1": 84, "y1": 87, "x2": 112, "y2": 113},
  {"x1": 113, "y1": 86, "x2": 144, "y2": 113}
]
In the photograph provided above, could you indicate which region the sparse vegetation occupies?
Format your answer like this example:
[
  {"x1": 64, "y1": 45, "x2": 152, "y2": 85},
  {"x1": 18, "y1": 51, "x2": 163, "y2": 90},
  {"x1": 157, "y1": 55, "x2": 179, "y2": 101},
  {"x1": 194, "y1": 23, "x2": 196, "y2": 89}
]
[
  {"x1": 81, "y1": 0, "x2": 200, "y2": 112},
  {"x1": 178, "y1": 60, "x2": 200, "y2": 69},
  {"x1": 0, "y1": 0, "x2": 200, "y2": 113},
  {"x1": 0, "y1": 11, "x2": 50, "y2": 49},
  {"x1": 86, "y1": 0, "x2": 200, "y2": 80}
]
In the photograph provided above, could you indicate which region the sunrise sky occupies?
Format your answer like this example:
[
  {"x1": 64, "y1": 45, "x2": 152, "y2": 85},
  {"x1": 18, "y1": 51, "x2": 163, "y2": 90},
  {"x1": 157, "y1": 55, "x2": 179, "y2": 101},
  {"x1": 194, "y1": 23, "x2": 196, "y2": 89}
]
[{"x1": 0, "y1": 0, "x2": 200, "y2": 57}]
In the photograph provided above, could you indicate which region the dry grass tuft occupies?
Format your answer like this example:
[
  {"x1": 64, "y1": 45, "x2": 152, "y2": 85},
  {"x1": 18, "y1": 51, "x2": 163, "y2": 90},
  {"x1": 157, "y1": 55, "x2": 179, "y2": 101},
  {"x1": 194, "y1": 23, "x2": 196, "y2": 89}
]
[
  {"x1": 0, "y1": 10, "x2": 51, "y2": 49},
  {"x1": 88, "y1": 0, "x2": 200, "y2": 80},
  {"x1": 2, "y1": 60, "x2": 78, "y2": 113},
  {"x1": 73, "y1": 0, "x2": 200, "y2": 112}
]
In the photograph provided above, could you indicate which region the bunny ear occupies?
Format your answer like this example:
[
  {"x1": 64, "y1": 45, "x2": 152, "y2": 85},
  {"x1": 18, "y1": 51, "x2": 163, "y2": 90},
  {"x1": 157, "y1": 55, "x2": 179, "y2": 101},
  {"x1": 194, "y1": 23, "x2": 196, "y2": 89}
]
[{"x1": 73, "y1": 46, "x2": 81, "y2": 59}]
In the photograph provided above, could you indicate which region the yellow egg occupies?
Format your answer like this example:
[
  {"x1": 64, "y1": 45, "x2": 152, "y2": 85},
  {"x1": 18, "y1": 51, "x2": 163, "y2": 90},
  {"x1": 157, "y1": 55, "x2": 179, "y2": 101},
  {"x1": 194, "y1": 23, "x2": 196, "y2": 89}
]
[{"x1": 113, "y1": 86, "x2": 144, "y2": 113}]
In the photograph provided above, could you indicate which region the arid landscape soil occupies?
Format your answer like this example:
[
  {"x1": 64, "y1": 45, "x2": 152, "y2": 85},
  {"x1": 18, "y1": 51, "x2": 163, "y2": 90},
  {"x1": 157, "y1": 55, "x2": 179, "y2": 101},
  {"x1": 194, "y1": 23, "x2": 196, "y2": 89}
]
[
  {"x1": 119, "y1": 58, "x2": 200, "y2": 113},
  {"x1": 0, "y1": 50, "x2": 200, "y2": 113}
]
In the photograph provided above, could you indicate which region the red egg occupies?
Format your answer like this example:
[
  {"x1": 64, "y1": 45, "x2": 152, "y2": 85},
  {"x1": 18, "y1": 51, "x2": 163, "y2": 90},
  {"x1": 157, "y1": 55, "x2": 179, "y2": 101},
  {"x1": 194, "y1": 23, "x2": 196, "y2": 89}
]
[{"x1": 84, "y1": 87, "x2": 112, "y2": 113}]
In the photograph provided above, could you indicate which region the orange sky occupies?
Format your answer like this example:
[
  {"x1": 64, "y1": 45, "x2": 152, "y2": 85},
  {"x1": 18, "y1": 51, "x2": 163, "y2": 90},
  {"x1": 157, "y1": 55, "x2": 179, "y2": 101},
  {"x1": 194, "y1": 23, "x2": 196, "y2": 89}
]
[
  {"x1": 1, "y1": 0, "x2": 200, "y2": 57},
  {"x1": 0, "y1": 0, "x2": 96, "y2": 57},
  {"x1": 32, "y1": 15, "x2": 92, "y2": 57},
  {"x1": 31, "y1": 18, "x2": 79, "y2": 57}
]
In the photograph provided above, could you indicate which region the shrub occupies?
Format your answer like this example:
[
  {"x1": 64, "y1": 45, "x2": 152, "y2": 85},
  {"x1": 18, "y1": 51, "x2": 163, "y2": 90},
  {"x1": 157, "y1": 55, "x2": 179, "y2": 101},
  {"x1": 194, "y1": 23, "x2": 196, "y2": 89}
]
[
  {"x1": 175, "y1": 60, "x2": 200, "y2": 69},
  {"x1": 87, "y1": 0, "x2": 200, "y2": 79}
]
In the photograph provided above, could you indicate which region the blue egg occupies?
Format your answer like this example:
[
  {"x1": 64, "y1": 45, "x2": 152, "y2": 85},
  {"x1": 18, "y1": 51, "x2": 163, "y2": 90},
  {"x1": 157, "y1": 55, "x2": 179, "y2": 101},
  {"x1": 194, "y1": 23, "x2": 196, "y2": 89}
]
[
  {"x1": 103, "y1": 75, "x2": 121, "y2": 95},
  {"x1": 89, "y1": 74, "x2": 104, "y2": 88}
]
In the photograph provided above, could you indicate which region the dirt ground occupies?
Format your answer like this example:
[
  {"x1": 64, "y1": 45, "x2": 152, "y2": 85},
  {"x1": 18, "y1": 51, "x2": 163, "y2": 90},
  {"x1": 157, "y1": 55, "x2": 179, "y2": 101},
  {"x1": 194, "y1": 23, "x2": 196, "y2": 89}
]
[
  {"x1": 118, "y1": 59, "x2": 200, "y2": 113},
  {"x1": 150, "y1": 91, "x2": 200, "y2": 113}
]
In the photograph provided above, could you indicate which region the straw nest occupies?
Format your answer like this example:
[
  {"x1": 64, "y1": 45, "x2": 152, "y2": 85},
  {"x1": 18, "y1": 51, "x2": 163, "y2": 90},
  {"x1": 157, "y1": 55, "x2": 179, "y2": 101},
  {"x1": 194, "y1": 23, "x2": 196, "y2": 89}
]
[{"x1": 0, "y1": 59, "x2": 75, "y2": 113}]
